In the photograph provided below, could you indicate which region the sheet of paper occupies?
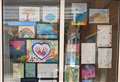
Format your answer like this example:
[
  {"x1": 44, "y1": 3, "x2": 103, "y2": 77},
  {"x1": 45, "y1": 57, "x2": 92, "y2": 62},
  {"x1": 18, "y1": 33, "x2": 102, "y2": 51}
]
[
  {"x1": 97, "y1": 25, "x2": 112, "y2": 47},
  {"x1": 19, "y1": 7, "x2": 40, "y2": 21},
  {"x1": 37, "y1": 64, "x2": 58, "y2": 78},
  {"x1": 98, "y1": 48, "x2": 112, "y2": 68},
  {"x1": 81, "y1": 43, "x2": 96, "y2": 64},
  {"x1": 42, "y1": 6, "x2": 59, "y2": 23}
]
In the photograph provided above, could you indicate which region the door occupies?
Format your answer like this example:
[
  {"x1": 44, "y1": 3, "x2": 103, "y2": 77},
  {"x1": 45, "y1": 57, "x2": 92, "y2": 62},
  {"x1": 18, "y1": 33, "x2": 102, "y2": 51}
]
[
  {"x1": 64, "y1": 0, "x2": 120, "y2": 82},
  {"x1": 3, "y1": 0, "x2": 60, "y2": 82}
]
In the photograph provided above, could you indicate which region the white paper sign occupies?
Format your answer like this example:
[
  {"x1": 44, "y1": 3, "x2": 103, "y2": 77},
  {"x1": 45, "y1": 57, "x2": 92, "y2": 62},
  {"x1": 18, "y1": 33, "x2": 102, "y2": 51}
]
[
  {"x1": 37, "y1": 64, "x2": 58, "y2": 78},
  {"x1": 19, "y1": 7, "x2": 40, "y2": 21},
  {"x1": 42, "y1": 6, "x2": 59, "y2": 23},
  {"x1": 98, "y1": 48, "x2": 112, "y2": 68},
  {"x1": 97, "y1": 25, "x2": 112, "y2": 47},
  {"x1": 81, "y1": 43, "x2": 96, "y2": 64}
]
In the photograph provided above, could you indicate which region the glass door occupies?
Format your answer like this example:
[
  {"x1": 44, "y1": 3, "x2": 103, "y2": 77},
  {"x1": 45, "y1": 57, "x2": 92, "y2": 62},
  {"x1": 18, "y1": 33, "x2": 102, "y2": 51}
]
[
  {"x1": 64, "y1": 0, "x2": 120, "y2": 82},
  {"x1": 3, "y1": 0, "x2": 60, "y2": 82}
]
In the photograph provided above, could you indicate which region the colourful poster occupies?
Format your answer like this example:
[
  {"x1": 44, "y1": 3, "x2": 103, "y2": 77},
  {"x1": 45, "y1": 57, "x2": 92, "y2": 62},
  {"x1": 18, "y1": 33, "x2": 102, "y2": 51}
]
[
  {"x1": 19, "y1": 7, "x2": 40, "y2": 21},
  {"x1": 65, "y1": 65, "x2": 79, "y2": 82},
  {"x1": 9, "y1": 40, "x2": 26, "y2": 63},
  {"x1": 18, "y1": 26, "x2": 35, "y2": 38},
  {"x1": 27, "y1": 40, "x2": 58, "y2": 63},
  {"x1": 81, "y1": 65, "x2": 96, "y2": 79},
  {"x1": 25, "y1": 63, "x2": 36, "y2": 78},
  {"x1": 89, "y1": 9, "x2": 109, "y2": 23},
  {"x1": 37, "y1": 64, "x2": 58, "y2": 78},
  {"x1": 72, "y1": 3, "x2": 87, "y2": 25},
  {"x1": 42, "y1": 6, "x2": 59, "y2": 23},
  {"x1": 37, "y1": 23, "x2": 58, "y2": 39}
]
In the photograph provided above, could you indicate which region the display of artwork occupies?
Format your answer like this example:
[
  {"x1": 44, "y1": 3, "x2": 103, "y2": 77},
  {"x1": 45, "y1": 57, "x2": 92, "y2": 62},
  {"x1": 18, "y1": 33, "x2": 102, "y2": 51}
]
[
  {"x1": 13, "y1": 63, "x2": 24, "y2": 78},
  {"x1": 89, "y1": 9, "x2": 109, "y2": 23},
  {"x1": 81, "y1": 43, "x2": 96, "y2": 64},
  {"x1": 25, "y1": 63, "x2": 36, "y2": 78},
  {"x1": 81, "y1": 65, "x2": 96, "y2": 79},
  {"x1": 42, "y1": 6, "x2": 59, "y2": 23},
  {"x1": 27, "y1": 40, "x2": 58, "y2": 63},
  {"x1": 98, "y1": 48, "x2": 112, "y2": 68},
  {"x1": 72, "y1": 3, "x2": 87, "y2": 25},
  {"x1": 97, "y1": 25, "x2": 112, "y2": 47},
  {"x1": 37, "y1": 23, "x2": 58, "y2": 39},
  {"x1": 37, "y1": 64, "x2": 58, "y2": 78},
  {"x1": 9, "y1": 40, "x2": 26, "y2": 63},
  {"x1": 65, "y1": 65, "x2": 79, "y2": 82},
  {"x1": 19, "y1": 7, "x2": 40, "y2": 21},
  {"x1": 18, "y1": 26, "x2": 35, "y2": 38}
]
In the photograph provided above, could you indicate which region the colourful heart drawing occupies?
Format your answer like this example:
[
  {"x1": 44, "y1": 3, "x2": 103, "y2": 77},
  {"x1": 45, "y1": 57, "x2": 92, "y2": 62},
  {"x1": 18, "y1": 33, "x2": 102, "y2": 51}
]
[{"x1": 32, "y1": 43, "x2": 51, "y2": 60}]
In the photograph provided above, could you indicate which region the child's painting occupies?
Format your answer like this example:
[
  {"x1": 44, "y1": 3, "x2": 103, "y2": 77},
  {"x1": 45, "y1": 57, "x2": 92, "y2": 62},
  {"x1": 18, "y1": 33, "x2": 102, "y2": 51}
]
[
  {"x1": 65, "y1": 65, "x2": 79, "y2": 82},
  {"x1": 72, "y1": 3, "x2": 87, "y2": 25},
  {"x1": 89, "y1": 9, "x2": 109, "y2": 23},
  {"x1": 18, "y1": 26, "x2": 35, "y2": 38},
  {"x1": 27, "y1": 40, "x2": 58, "y2": 63},
  {"x1": 9, "y1": 40, "x2": 26, "y2": 63},
  {"x1": 19, "y1": 7, "x2": 40, "y2": 21},
  {"x1": 37, "y1": 23, "x2": 58, "y2": 39},
  {"x1": 81, "y1": 65, "x2": 96, "y2": 79},
  {"x1": 7, "y1": 26, "x2": 18, "y2": 39},
  {"x1": 13, "y1": 63, "x2": 24, "y2": 79},
  {"x1": 42, "y1": 6, "x2": 59, "y2": 23},
  {"x1": 25, "y1": 63, "x2": 36, "y2": 78}
]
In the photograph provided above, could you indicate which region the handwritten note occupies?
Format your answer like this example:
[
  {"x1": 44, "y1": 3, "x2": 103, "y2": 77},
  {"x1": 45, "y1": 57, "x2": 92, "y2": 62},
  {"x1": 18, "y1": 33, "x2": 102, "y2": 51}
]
[
  {"x1": 97, "y1": 25, "x2": 112, "y2": 47},
  {"x1": 81, "y1": 43, "x2": 96, "y2": 64},
  {"x1": 19, "y1": 7, "x2": 40, "y2": 21},
  {"x1": 98, "y1": 48, "x2": 112, "y2": 68}
]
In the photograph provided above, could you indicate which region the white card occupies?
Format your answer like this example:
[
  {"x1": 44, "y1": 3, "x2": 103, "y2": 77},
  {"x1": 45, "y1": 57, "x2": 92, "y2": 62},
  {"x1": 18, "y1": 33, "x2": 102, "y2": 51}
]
[
  {"x1": 98, "y1": 48, "x2": 112, "y2": 68},
  {"x1": 97, "y1": 25, "x2": 112, "y2": 47},
  {"x1": 19, "y1": 7, "x2": 40, "y2": 21},
  {"x1": 42, "y1": 6, "x2": 59, "y2": 23},
  {"x1": 37, "y1": 64, "x2": 58, "y2": 78},
  {"x1": 81, "y1": 43, "x2": 96, "y2": 64}
]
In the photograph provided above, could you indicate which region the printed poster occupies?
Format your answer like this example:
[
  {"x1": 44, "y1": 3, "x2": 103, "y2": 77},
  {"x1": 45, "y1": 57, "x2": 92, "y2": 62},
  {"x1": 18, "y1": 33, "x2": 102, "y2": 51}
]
[
  {"x1": 97, "y1": 25, "x2": 112, "y2": 47},
  {"x1": 27, "y1": 40, "x2": 58, "y2": 63},
  {"x1": 42, "y1": 6, "x2": 59, "y2": 23},
  {"x1": 98, "y1": 48, "x2": 112, "y2": 68},
  {"x1": 89, "y1": 9, "x2": 109, "y2": 23},
  {"x1": 81, "y1": 43, "x2": 96, "y2": 64},
  {"x1": 19, "y1": 7, "x2": 40, "y2": 21}
]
